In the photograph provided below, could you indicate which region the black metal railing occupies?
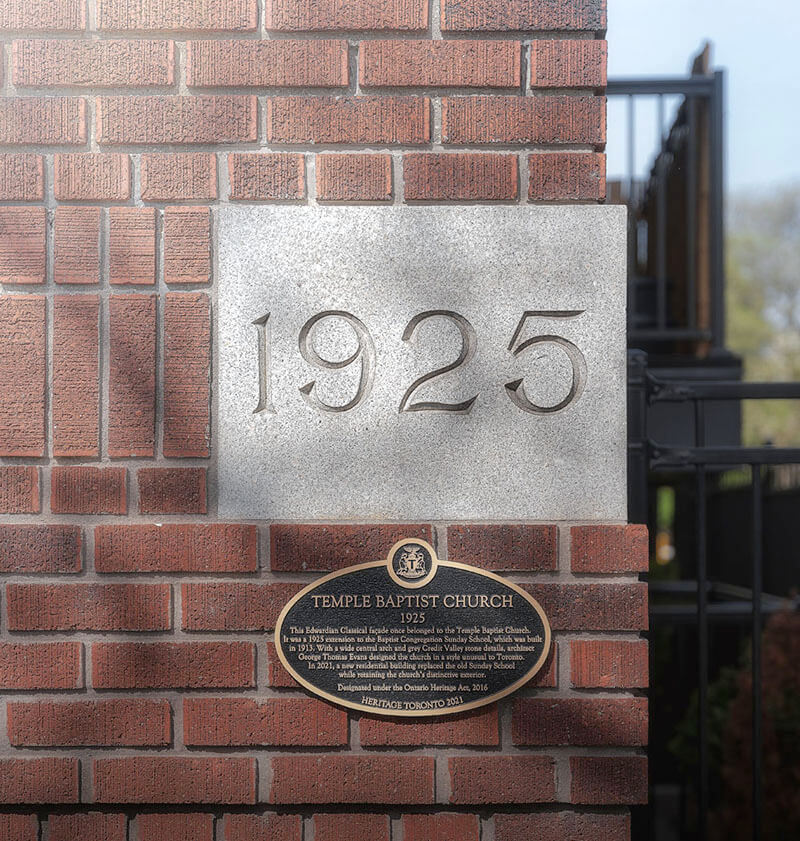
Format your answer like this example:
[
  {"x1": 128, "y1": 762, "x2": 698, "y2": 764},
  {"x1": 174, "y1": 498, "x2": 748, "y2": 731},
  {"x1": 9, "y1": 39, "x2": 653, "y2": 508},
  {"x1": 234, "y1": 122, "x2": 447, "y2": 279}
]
[
  {"x1": 609, "y1": 64, "x2": 725, "y2": 356},
  {"x1": 628, "y1": 350, "x2": 800, "y2": 840}
]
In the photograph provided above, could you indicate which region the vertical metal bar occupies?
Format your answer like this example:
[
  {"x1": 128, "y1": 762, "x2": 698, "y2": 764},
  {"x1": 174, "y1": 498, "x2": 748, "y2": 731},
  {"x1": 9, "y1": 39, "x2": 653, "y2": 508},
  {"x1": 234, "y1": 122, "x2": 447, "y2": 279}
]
[
  {"x1": 627, "y1": 96, "x2": 637, "y2": 333},
  {"x1": 709, "y1": 71, "x2": 726, "y2": 349},
  {"x1": 627, "y1": 95, "x2": 636, "y2": 201},
  {"x1": 655, "y1": 90, "x2": 669, "y2": 332},
  {"x1": 656, "y1": 152, "x2": 668, "y2": 331},
  {"x1": 751, "y1": 464, "x2": 763, "y2": 841},
  {"x1": 695, "y1": 399, "x2": 709, "y2": 840},
  {"x1": 686, "y1": 96, "x2": 698, "y2": 330},
  {"x1": 627, "y1": 350, "x2": 649, "y2": 523}
]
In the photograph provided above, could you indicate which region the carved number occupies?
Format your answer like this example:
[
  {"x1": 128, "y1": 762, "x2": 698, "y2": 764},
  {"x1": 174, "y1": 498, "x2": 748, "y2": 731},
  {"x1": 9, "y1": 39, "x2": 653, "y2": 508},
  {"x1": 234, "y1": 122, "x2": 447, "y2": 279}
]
[
  {"x1": 298, "y1": 311, "x2": 376, "y2": 413},
  {"x1": 505, "y1": 311, "x2": 587, "y2": 414},
  {"x1": 252, "y1": 310, "x2": 587, "y2": 416},
  {"x1": 252, "y1": 313, "x2": 275, "y2": 415},
  {"x1": 399, "y1": 311, "x2": 478, "y2": 414}
]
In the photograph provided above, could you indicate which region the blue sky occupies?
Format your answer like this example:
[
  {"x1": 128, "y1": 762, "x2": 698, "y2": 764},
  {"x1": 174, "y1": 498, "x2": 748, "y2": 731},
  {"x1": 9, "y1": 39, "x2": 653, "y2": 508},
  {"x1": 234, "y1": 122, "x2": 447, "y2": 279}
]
[{"x1": 606, "y1": 0, "x2": 800, "y2": 194}]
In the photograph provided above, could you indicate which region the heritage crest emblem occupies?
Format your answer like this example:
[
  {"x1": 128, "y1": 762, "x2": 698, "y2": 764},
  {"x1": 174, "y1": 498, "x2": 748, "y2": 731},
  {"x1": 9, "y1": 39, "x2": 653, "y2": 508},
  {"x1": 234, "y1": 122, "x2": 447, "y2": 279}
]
[
  {"x1": 395, "y1": 544, "x2": 428, "y2": 579},
  {"x1": 388, "y1": 541, "x2": 436, "y2": 587}
]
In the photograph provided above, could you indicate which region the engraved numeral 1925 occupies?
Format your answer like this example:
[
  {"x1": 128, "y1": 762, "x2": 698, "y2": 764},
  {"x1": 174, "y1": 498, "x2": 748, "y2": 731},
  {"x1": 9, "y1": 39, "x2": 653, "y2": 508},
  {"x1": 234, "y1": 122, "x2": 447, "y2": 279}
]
[{"x1": 253, "y1": 309, "x2": 586, "y2": 416}]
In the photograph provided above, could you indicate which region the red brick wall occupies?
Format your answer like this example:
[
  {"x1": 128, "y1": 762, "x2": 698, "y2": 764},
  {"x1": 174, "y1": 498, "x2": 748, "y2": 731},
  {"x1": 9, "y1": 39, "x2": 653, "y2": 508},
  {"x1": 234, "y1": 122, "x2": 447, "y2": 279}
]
[{"x1": 0, "y1": 0, "x2": 646, "y2": 836}]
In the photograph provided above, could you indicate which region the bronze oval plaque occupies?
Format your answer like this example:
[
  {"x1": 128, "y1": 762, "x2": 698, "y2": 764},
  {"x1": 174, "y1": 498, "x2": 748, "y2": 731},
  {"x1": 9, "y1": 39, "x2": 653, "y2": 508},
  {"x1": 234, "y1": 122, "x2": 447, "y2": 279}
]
[{"x1": 275, "y1": 539, "x2": 551, "y2": 716}]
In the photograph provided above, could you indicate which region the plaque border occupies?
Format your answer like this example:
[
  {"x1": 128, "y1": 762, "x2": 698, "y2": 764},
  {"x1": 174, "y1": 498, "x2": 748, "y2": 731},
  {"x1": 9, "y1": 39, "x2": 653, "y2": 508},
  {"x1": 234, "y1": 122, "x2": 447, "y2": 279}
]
[{"x1": 274, "y1": 544, "x2": 552, "y2": 718}]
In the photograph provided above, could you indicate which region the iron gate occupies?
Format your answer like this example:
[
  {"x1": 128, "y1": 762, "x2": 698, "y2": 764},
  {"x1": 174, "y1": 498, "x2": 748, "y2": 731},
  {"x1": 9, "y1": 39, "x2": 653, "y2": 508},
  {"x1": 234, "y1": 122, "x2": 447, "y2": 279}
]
[{"x1": 628, "y1": 351, "x2": 800, "y2": 840}]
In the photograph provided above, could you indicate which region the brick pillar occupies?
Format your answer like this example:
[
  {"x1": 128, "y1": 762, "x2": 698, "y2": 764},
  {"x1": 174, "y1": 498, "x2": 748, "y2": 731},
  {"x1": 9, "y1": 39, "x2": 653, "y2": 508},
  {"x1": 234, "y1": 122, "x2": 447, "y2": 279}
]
[{"x1": 0, "y1": 0, "x2": 646, "y2": 837}]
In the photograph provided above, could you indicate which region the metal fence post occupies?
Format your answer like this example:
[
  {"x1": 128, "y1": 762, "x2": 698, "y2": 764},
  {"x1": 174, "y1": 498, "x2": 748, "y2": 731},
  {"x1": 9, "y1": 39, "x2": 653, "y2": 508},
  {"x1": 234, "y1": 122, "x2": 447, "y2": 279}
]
[{"x1": 627, "y1": 349, "x2": 649, "y2": 524}]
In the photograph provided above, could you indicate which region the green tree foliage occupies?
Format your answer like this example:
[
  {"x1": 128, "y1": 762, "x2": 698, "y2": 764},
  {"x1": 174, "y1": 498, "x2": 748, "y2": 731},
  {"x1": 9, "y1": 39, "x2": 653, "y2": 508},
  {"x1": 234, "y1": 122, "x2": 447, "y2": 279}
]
[{"x1": 727, "y1": 185, "x2": 800, "y2": 445}]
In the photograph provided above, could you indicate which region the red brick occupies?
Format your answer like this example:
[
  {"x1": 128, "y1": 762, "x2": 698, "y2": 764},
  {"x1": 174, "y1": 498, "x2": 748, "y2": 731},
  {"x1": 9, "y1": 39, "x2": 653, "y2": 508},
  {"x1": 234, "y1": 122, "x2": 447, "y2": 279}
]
[
  {"x1": 0, "y1": 207, "x2": 45, "y2": 284},
  {"x1": 97, "y1": 96, "x2": 257, "y2": 145},
  {"x1": 0, "y1": 0, "x2": 84, "y2": 30},
  {"x1": 184, "y1": 698, "x2": 348, "y2": 746},
  {"x1": 529, "y1": 152, "x2": 606, "y2": 201},
  {"x1": 0, "y1": 466, "x2": 39, "y2": 513},
  {"x1": 404, "y1": 153, "x2": 518, "y2": 201},
  {"x1": 139, "y1": 814, "x2": 214, "y2": 841},
  {"x1": 224, "y1": 814, "x2": 302, "y2": 841},
  {"x1": 271, "y1": 524, "x2": 432, "y2": 571},
  {"x1": 109, "y1": 207, "x2": 156, "y2": 285},
  {"x1": 270, "y1": 756, "x2": 434, "y2": 804},
  {"x1": 314, "y1": 814, "x2": 390, "y2": 841},
  {"x1": 572, "y1": 524, "x2": 649, "y2": 573},
  {"x1": 0, "y1": 295, "x2": 45, "y2": 456},
  {"x1": 94, "y1": 757, "x2": 256, "y2": 804},
  {"x1": 163, "y1": 293, "x2": 211, "y2": 456},
  {"x1": 51, "y1": 465, "x2": 125, "y2": 515},
  {"x1": 442, "y1": 0, "x2": 607, "y2": 31},
  {"x1": 361, "y1": 707, "x2": 498, "y2": 746},
  {"x1": 527, "y1": 640, "x2": 558, "y2": 688},
  {"x1": 49, "y1": 814, "x2": 126, "y2": 841},
  {"x1": 139, "y1": 467, "x2": 207, "y2": 514},
  {"x1": 524, "y1": 583, "x2": 648, "y2": 631},
  {"x1": 12, "y1": 39, "x2": 173, "y2": 87},
  {"x1": 108, "y1": 294, "x2": 156, "y2": 456},
  {"x1": 0, "y1": 154, "x2": 43, "y2": 200},
  {"x1": 571, "y1": 639, "x2": 649, "y2": 689},
  {"x1": 0, "y1": 525, "x2": 81, "y2": 573},
  {"x1": 362, "y1": 40, "x2": 520, "y2": 87},
  {"x1": 0, "y1": 759, "x2": 78, "y2": 804},
  {"x1": 449, "y1": 755, "x2": 556, "y2": 804},
  {"x1": 403, "y1": 814, "x2": 479, "y2": 841},
  {"x1": 0, "y1": 98, "x2": 86, "y2": 145},
  {"x1": 53, "y1": 294, "x2": 100, "y2": 457},
  {"x1": 8, "y1": 699, "x2": 170, "y2": 747},
  {"x1": 54, "y1": 207, "x2": 100, "y2": 285},
  {"x1": 164, "y1": 207, "x2": 211, "y2": 284},
  {"x1": 442, "y1": 96, "x2": 605, "y2": 145},
  {"x1": 223, "y1": 150, "x2": 302, "y2": 199},
  {"x1": 570, "y1": 756, "x2": 648, "y2": 804},
  {"x1": 95, "y1": 523, "x2": 258, "y2": 572},
  {"x1": 141, "y1": 154, "x2": 217, "y2": 201},
  {"x1": 98, "y1": 0, "x2": 256, "y2": 31},
  {"x1": 266, "y1": 641, "x2": 295, "y2": 688},
  {"x1": 267, "y1": 97, "x2": 430, "y2": 144},
  {"x1": 0, "y1": 642, "x2": 82, "y2": 690},
  {"x1": 0, "y1": 815, "x2": 37, "y2": 841},
  {"x1": 447, "y1": 524, "x2": 557, "y2": 570},
  {"x1": 531, "y1": 40, "x2": 607, "y2": 88},
  {"x1": 93, "y1": 642, "x2": 255, "y2": 689},
  {"x1": 512, "y1": 697, "x2": 648, "y2": 746},
  {"x1": 54, "y1": 153, "x2": 130, "y2": 201},
  {"x1": 182, "y1": 582, "x2": 302, "y2": 631},
  {"x1": 188, "y1": 40, "x2": 348, "y2": 87},
  {"x1": 266, "y1": 0, "x2": 427, "y2": 31},
  {"x1": 53, "y1": 465, "x2": 122, "y2": 515},
  {"x1": 316, "y1": 153, "x2": 392, "y2": 201},
  {"x1": 228, "y1": 153, "x2": 305, "y2": 200},
  {"x1": 495, "y1": 812, "x2": 631, "y2": 841},
  {"x1": 7, "y1": 583, "x2": 170, "y2": 631}
]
